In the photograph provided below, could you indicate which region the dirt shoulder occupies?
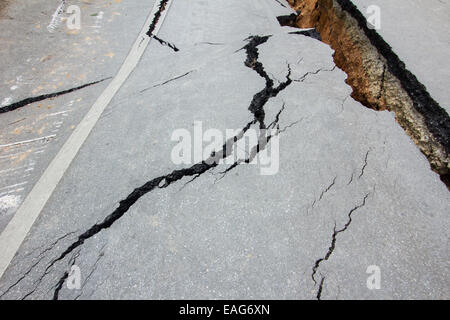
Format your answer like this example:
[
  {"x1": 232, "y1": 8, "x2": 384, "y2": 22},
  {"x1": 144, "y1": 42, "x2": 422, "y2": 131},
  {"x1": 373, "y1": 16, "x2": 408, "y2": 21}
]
[{"x1": 0, "y1": 0, "x2": 10, "y2": 18}]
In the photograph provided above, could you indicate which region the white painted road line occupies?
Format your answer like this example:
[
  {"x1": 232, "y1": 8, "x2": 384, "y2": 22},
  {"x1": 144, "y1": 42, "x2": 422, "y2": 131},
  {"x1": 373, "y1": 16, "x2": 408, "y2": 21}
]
[{"x1": 0, "y1": 0, "x2": 174, "y2": 279}]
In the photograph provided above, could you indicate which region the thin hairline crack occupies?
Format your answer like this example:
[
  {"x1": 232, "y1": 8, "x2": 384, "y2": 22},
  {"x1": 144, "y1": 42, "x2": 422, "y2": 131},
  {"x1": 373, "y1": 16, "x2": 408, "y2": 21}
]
[{"x1": 311, "y1": 192, "x2": 371, "y2": 299}]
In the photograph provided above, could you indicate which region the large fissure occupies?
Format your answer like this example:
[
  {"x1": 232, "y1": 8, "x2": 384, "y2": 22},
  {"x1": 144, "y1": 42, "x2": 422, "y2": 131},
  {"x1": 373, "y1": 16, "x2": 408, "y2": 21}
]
[
  {"x1": 242, "y1": 36, "x2": 293, "y2": 129},
  {"x1": 284, "y1": 0, "x2": 450, "y2": 188}
]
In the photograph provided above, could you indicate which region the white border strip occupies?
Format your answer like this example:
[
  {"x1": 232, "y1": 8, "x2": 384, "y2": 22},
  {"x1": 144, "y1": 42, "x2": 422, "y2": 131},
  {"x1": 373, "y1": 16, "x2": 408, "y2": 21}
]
[{"x1": 0, "y1": 0, "x2": 174, "y2": 279}]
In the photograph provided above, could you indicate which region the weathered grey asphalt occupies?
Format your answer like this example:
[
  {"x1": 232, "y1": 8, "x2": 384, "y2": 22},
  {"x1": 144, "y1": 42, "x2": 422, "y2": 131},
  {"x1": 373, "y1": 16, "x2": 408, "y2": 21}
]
[{"x1": 0, "y1": 0, "x2": 448, "y2": 300}]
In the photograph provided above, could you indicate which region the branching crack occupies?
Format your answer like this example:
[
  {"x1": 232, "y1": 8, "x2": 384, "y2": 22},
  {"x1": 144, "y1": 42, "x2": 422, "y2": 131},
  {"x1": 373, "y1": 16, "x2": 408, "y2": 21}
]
[
  {"x1": 311, "y1": 192, "x2": 370, "y2": 288},
  {"x1": 242, "y1": 36, "x2": 293, "y2": 129},
  {"x1": 216, "y1": 36, "x2": 302, "y2": 178},
  {"x1": 5, "y1": 34, "x2": 296, "y2": 298},
  {"x1": 216, "y1": 105, "x2": 289, "y2": 181},
  {"x1": 0, "y1": 231, "x2": 77, "y2": 298}
]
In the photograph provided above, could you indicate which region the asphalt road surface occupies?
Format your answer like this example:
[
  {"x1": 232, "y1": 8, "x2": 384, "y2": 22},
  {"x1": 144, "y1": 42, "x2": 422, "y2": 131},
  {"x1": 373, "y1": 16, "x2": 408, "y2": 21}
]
[{"x1": 0, "y1": 0, "x2": 449, "y2": 300}]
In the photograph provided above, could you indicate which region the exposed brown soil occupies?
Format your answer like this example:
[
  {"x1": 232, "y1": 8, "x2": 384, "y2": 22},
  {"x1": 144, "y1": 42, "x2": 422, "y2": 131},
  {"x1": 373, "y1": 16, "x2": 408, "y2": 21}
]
[
  {"x1": 286, "y1": 0, "x2": 450, "y2": 187},
  {"x1": 0, "y1": 0, "x2": 10, "y2": 18}
]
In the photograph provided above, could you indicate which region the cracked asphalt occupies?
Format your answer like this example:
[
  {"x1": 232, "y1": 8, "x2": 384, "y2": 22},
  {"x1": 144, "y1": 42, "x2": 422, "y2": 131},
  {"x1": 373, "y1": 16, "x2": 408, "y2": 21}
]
[{"x1": 0, "y1": 0, "x2": 449, "y2": 300}]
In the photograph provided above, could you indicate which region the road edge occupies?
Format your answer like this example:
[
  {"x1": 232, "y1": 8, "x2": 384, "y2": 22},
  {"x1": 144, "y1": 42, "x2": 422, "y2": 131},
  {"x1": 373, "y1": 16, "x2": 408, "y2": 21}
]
[{"x1": 0, "y1": 0, "x2": 174, "y2": 280}]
